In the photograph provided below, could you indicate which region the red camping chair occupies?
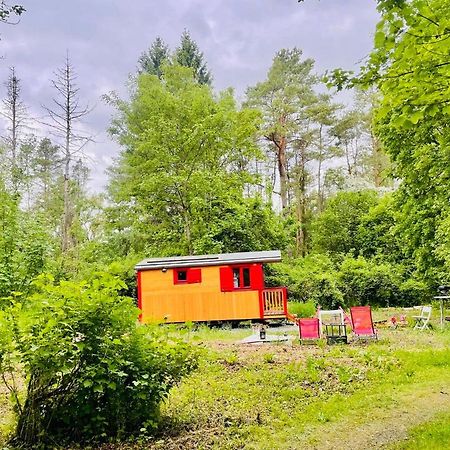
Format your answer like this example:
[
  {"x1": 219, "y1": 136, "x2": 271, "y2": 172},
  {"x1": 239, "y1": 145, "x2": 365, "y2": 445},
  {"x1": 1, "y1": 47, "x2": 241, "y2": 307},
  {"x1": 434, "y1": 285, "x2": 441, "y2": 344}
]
[
  {"x1": 298, "y1": 318, "x2": 320, "y2": 342},
  {"x1": 350, "y1": 306, "x2": 377, "y2": 339}
]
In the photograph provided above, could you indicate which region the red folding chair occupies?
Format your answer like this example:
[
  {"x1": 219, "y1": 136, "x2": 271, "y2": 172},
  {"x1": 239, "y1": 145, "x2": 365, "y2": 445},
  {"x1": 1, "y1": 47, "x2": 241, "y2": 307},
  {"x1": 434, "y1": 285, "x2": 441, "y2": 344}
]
[
  {"x1": 298, "y1": 318, "x2": 320, "y2": 343},
  {"x1": 350, "y1": 306, "x2": 377, "y2": 339}
]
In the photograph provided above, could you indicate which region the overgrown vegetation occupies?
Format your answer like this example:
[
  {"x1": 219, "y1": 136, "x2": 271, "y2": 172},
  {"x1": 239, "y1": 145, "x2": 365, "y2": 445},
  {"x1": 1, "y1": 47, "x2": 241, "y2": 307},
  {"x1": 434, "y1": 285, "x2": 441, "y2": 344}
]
[
  {"x1": 107, "y1": 325, "x2": 450, "y2": 449},
  {"x1": 0, "y1": 273, "x2": 197, "y2": 447},
  {"x1": 1, "y1": 0, "x2": 450, "y2": 446}
]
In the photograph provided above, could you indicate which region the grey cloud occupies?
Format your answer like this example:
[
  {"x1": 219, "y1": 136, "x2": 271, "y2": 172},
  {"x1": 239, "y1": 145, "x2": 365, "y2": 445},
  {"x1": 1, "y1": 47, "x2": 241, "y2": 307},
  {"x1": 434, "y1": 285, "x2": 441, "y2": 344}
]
[{"x1": 0, "y1": 0, "x2": 379, "y2": 192}]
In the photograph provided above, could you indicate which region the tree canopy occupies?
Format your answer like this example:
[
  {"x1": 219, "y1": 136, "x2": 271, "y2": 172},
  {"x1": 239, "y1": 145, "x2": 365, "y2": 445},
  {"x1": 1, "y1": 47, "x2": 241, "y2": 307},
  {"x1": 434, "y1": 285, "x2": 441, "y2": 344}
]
[{"x1": 108, "y1": 65, "x2": 283, "y2": 256}]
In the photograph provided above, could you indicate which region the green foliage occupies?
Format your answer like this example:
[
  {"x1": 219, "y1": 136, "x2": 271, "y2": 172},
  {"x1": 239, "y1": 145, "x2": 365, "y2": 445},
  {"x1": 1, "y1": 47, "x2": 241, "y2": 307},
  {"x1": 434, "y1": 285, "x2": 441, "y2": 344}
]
[
  {"x1": 191, "y1": 196, "x2": 287, "y2": 254},
  {"x1": 324, "y1": 0, "x2": 450, "y2": 283},
  {"x1": 0, "y1": 181, "x2": 49, "y2": 298},
  {"x1": 107, "y1": 64, "x2": 282, "y2": 257},
  {"x1": 267, "y1": 251, "x2": 431, "y2": 308},
  {"x1": 138, "y1": 36, "x2": 170, "y2": 78},
  {"x1": 338, "y1": 256, "x2": 401, "y2": 307},
  {"x1": 334, "y1": 0, "x2": 450, "y2": 283},
  {"x1": 266, "y1": 255, "x2": 343, "y2": 308},
  {"x1": 245, "y1": 47, "x2": 318, "y2": 225},
  {"x1": 357, "y1": 193, "x2": 402, "y2": 261},
  {"x1": 311, "y1": 190, "x2": 379, "y2": 255},
  {"x1": 0, "y1": 273, "x2": 197, "y2": 446},
  {"x1": 398, "y1": 278, "x2": 430, "y2": 308},
  {"x1": 174, "y1": 30, "x2": 212, "y2": 85},
  {"x1": 287, "y1": 300, "x2": 316, "y2": 318}
]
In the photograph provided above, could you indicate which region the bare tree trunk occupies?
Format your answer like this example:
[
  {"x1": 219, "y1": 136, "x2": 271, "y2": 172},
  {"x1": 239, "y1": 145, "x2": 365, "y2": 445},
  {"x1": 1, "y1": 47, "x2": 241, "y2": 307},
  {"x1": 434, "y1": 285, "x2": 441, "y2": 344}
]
[
  {"x1": 371, "y1": 132, "x2": 383, "y2": 187},
  {"x1": 345, "y1": 143, "x2": 352, "y2": 176},
  {"x1": 295, "y1": 145, "x2": 308, "y2": 257},
  {"x1": 10, "y1": 76, "x2": 17, "y2": 190},
  {"x1": 277, "y1": 135, "x2": 289, "y2": 212},
  {"x1": 2, "y1": 67, "x2": 26, "y2": 195},
  {"x1": 43, "y1": 54, "x2": 90, "y2": 253},
  {"x1": 317, "y1": 124, "x2": 324, "y2": 212},
  {"x1": 62, "y1": 71, "x2": 72, "y2": 252},
  {"x1": 184, "y1": 211, "x2": 193, "y2": 255}
]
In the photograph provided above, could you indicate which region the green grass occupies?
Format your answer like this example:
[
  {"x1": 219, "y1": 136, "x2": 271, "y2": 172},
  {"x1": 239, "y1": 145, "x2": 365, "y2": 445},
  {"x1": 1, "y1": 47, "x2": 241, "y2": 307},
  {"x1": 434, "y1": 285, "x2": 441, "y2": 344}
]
[
  {"x1": 287, "y1": 300, "x2": 316, "y2": 318},
  {"x1": 154, "y1": 336, "x2": 450, "y2": 449},
  {"x1": 389, "y1": 412, "x2": 450, "y2": 449},
  {"x1": 1, "y1": 318, "x2": 450, "y2": 449}
]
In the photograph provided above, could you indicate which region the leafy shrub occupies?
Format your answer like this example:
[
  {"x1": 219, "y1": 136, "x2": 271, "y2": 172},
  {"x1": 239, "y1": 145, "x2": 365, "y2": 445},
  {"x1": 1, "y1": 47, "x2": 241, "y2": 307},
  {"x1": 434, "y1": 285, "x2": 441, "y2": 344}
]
[
  {"x1": 265, "y1": 254, "x2": 337, "y2": 303},
  {"x1": 267, "y1": 254, "x2": 431, "y2": 309},
  {"x1": 0, "y1": 182, "x2": 50, "y2": 298},
  {"x1": 0, "y1": 272, "x2": 197, "y2": 447},
  {"x1": 288, "y1": 300, "x2": 316, "y2": 318},
  {"x1": 398, "y1": 278, "x2": 431, "y2": 307},
  {"x1": 308, "y1": 273, "x2": 345, "y2": 309},
  {"x1": 338, "y1": 256, "x2": 401, "y2": 307},
  {"x1": 311, "y1": 190, "x2": 379, "y2": 256},
  {"x1": 357, "y1": 194, "x2": 403, "y2": 262}
]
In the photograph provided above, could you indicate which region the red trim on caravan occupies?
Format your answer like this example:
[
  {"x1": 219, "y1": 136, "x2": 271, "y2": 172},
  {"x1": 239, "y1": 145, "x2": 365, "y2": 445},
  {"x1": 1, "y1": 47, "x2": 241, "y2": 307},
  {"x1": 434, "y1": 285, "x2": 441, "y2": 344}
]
[
  {"x1": 250, "y1": 264, "x2": 264, "y2": 290},
  {"x1": 219, "y1": 266, "x2": 234, "y2": 291},
  {"x1": 258, "y1": 289, "x2": 265, "y2": 319},
  {"x1": 283, "y1": 287, "x2": 288, "y2": 316},
  {"x1": 187, "y1": 268, "x2": 202, "y2": 283},
  {"x1": 137, "y1": 271, "x2": 143, "y2": 321}
]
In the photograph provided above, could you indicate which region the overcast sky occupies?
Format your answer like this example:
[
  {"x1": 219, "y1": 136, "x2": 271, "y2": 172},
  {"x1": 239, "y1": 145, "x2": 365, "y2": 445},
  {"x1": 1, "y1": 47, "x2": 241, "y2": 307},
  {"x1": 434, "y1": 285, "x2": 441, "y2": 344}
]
[{"x1": 0, "y1": 0, "x2": 379, "y2": 192}]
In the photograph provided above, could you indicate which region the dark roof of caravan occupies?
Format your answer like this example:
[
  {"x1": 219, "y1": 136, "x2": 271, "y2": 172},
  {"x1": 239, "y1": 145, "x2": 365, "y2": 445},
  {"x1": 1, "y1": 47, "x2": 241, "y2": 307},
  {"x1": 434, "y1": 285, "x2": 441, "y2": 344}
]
[{"x1": 135, "y1": 250, "x2": 282, "y2": 271}]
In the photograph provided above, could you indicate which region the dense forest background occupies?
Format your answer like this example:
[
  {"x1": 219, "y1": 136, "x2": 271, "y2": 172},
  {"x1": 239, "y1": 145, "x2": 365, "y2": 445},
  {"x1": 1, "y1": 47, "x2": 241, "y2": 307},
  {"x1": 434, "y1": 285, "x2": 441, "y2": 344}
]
[
  {"x1": 1, "y1": 0, "x2": 449, "y2": 310},
  {"x1": 1, "y1": 1, "x2": 450, "y2": 447}
]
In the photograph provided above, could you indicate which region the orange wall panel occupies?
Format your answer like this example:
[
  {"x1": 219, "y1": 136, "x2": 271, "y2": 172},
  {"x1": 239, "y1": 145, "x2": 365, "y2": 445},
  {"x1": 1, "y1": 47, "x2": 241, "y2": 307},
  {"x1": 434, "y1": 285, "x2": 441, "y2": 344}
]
[{"x1": 139, "y1": 265, "x2": 261, "y2": 323}]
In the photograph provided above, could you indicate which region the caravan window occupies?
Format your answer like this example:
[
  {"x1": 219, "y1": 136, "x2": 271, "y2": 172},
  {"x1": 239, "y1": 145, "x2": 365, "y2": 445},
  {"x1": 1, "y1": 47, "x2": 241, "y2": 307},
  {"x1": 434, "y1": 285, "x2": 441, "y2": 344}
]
[
  {"x1": 173, "y1": 268, "x2": 202, "y2": 284},
  {"x1": 220, "y1": 264, "x2": 264, "y2": 292}
]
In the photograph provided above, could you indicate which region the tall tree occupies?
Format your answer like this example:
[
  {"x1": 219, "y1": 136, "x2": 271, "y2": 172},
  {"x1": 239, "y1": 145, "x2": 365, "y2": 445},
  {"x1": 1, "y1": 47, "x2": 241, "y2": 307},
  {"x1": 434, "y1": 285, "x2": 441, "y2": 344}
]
[
  {"x1": 246, "y1": 48, "x2": 317, "y2": 213},
  {"x1": 355, "y1": 89, "x2": 390, "y2": 188},
  {"x1": 32, "y1": 137, "x2": 61, "y2": 203},
  {"x1": 174, "y1": 30, "x2": 212, "y2": 85},
  {"x1": 331, "y1": 110, "x2": 364, "y2": 178},
  {"x1": 107, "y1": 65, "x2": 268, "y2": 256},
  {"x1": 43, "y1": 55, "x2": 91, "y2": 253},
  {"x1": 1, "y1": 67, "x2": 27, "y2": 193},
  {"x1": 306, "y1": 94, "x2": 341, "y2": 211},
  {"x1": 332, "y1": 0, "x2": 450, "y2": 280},
  {"x1": 138, "y1": 36, "x2": 170, "y2": 78}
]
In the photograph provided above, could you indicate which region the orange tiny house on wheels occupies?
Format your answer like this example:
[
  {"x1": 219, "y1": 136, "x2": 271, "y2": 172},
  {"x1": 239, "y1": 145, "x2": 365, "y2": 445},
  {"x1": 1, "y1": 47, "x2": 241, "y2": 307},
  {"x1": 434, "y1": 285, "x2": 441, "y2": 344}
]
[{"x1": 135, "y1": 250, "x2": 287, "y2": 323}]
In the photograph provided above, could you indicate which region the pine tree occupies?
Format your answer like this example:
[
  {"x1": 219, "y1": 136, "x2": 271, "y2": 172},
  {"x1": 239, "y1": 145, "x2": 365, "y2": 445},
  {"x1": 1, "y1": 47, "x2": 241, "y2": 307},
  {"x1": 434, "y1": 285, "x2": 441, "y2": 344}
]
[
  {"x1": 138, "y1": 36, "x2": 170, "y2": 78},
  {"x1": 174, "y1": 30, "x2": 212, "y2": 85}
]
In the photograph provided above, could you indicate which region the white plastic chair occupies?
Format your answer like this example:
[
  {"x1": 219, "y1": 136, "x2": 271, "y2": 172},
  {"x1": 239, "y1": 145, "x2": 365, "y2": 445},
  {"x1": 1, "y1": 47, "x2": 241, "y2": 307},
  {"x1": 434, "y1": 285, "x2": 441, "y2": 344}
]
[
  {"x1": 413, "y1": 306, "x2": 432, "y2": 330},
  {"x1": 318, "y1": 309, "x2": 346, "y2": 342}
]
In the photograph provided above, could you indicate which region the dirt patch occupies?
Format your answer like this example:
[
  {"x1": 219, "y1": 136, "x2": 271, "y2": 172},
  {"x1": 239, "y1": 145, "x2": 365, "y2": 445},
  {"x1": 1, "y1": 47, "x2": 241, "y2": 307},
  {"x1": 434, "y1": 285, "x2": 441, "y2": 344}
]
[{"x1": 308, "y1": 383, "x2": 450, "y2": 450}]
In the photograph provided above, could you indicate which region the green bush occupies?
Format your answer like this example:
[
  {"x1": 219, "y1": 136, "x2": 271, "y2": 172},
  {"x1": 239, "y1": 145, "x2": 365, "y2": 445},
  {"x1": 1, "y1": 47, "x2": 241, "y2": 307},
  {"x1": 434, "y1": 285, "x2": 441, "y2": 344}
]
[
  {"x1": 265, "y1": 255, "x2": 337, "y2": 303},
  {"x1": 308, "y1": 273, "x2": 345, "y2": 309},
  {"x1": 398, "y1": 278, "x2": 431, "y2": 307},
  {"x1": 311, "y1": 190, "x2": 379, "y2": 256},
  {"x1": 0, "y1": 272, "x2": 197, "y2": 447},
  {"x1": 266, "y1": 254, "x2": 432, "y2": 310},
  {"x1": 338, "y1": 256, "x2": 401, "y2": 307},
  {"x1": 287, "y1": 300, "x2": 316, "y2": 318}
]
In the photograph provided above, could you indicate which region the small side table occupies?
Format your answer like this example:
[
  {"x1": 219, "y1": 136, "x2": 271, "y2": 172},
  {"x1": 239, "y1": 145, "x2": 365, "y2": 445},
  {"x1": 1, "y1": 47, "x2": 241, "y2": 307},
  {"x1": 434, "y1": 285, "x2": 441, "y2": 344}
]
[{"x1": 325, "y1": 324, "x2": 348, "y2": 344}]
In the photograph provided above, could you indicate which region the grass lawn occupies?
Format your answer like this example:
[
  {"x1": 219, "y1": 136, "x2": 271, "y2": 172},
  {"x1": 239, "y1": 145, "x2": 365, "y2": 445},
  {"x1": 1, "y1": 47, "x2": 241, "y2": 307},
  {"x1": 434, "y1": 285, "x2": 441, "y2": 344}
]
[
  {"x1": 390, "y1": 411, "x2": 450, "y2": 449},
  {"x1": 1, "y1": 309, "x2": 449, "y2": 449}
]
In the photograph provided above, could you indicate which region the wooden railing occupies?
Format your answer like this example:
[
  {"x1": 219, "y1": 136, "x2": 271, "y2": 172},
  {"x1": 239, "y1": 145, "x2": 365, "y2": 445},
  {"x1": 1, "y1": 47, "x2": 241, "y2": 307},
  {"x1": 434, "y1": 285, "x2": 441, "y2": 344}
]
[{"x1": 261, "y1": 288, "x2": 287, "y2": 317}]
